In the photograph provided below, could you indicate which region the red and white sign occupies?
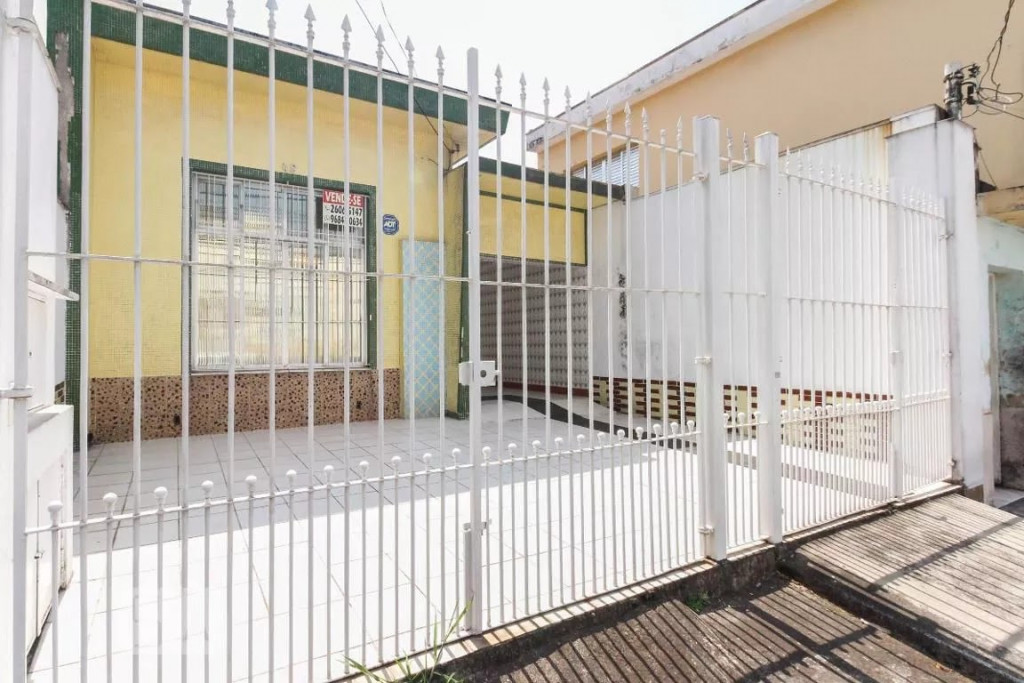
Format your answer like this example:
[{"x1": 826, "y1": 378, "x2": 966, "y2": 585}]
[
  {"x1": 322, "y1": 190, "x2": 366, "y2": 231},
  {"x1": 322, "y1": 189, "x2": 366, "y2": 207}
]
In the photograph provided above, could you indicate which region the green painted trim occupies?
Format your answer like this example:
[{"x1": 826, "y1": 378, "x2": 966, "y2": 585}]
[
  {"x1": 49, "y1": 0, "x2": 86, "y2": 446},
  {"x1": 479, "y1": 190, "x2": 586, "y2": 215},
  {"x1": 90, "y1": 3, "x2": 509, "y2": 134},
  {"x1": 479, "y1": 157, "x2": 625, "y2": 201},
  {"x1": 187, "y1": 159, "x2": 379, "y2": 368}
]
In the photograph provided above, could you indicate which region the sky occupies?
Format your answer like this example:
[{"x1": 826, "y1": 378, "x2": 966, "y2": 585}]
[
  {"x1": 147, "y1": 0, "x2": 750, "y2": 106},
  {"x1": 135, "y1": 0, "x2": 753, "y2": 162}
]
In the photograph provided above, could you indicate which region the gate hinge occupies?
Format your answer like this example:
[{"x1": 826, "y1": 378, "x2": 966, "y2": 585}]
[
  {"x1": 0, "y1": 385, "x2": 33, "y2": 400},
  {"x1": 698, "y1": 525, "x2": 714, "y2": 536},
  {"x1": 458, "y1": 361, "x2": 499, "y2": 388}
]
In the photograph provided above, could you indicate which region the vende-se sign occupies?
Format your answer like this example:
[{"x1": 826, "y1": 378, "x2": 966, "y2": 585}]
[
  {"x1": 322, "y1": 189, "x2": 367, "y2": 231},
  {"x1": 322, "y1": 189, "x2": 366, "y2": 207}
]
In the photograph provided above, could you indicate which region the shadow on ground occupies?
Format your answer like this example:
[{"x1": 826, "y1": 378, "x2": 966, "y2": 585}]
[{"x1": 461, "y1": 574, "x2": 965, "y2": 683}]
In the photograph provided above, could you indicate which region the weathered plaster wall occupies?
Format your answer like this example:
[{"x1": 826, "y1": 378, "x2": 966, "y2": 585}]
[{"x1": 994, "y1": 272, "x2": 1024, "y2": 489}]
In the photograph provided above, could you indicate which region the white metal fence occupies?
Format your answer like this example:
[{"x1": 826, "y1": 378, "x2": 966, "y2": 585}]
[{"x1": 6, "y1": 1, "x2": 952, "y2": 681}]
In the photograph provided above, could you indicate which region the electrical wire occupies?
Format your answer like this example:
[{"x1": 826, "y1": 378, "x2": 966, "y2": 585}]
[
  {"x1": 351, "y1": 0, "x2": 454, "y2": 156},
  {"x1": 979, "y1": 0, "x2": 1023, "y2": 104},
  {"x1": 979, "y1": 147, "x2": 997, "y2": 187},
  {"x1": 979, "y1": 101, "x2": 1024, "y2": 121}
]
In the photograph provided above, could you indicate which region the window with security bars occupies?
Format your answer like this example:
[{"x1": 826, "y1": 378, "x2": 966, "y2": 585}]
[
  {"x1": 191, "y1": 172, "x2": 368, "y2": 371},
  {"x1": 571, "y1": 144, "x2": 639, "y2": 186}
]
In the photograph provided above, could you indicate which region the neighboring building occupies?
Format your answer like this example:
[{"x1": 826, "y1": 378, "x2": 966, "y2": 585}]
[{"x1": 531, "y1": 0, "x2": 1023, "y2": 191}]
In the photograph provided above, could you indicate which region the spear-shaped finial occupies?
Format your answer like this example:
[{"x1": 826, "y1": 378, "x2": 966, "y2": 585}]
[
  {"x1": 606, "y1": 102, "x2": 613, "y2": 130},
  {"x1": 742, "y1": 132, "x2": 749, "y2": 162},
  {"x1": 495, "y1": 65, "x2": 503, "y2": 98},
  {"x1": 676, "y1": 116, "x2": 684, "y2": 148},
  {"x1": 304, "y1": 4, "x2": 315, "y2": 45},
  {"x1": 405, "y1": 36, "x2": 415, "y2": 74},
  {"x1": 341, "y1": 15, "x2": 351, "y2": 57},
  {"x1": 584, "y1": 92, "x2": 592, "y2": 126},
  {"x1": 266, "y1": 0, "x2": 277, "y2": 33},
  {"x1": 183, "y1": 0, "x2": 192, "y2": 20},
  {"x1": 726, "y1": 128, "x2": 734, "y2": 160},
  {"x1": 436, "y1": 46, "x2": 446, "y2": 79},
  {"x1": 519, "y1": 72, "x2": 527, "y2": 104},
  {"x1": 542, "y1": 78, "x2": 550, "y2": 113},
  {"x1": 641, "y1": 107, "x2": 649, "y2": 139},
  {"x1": 660, "y1": 128, "x2": 666, "y2": 146},
  {"x1": 375, "y1": 25, "x2": 386, "y2": 67},
  {"x1": 624, "y1": 101, "x2": 632, "y2": 135},
  {"x1": 226, "y1": 0, "x2": 235, "y2": 24}
]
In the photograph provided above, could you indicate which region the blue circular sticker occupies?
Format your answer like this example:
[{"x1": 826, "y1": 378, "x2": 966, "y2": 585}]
[{"x1": 382, "y1": 214, "x2": 399, "y2": 236}]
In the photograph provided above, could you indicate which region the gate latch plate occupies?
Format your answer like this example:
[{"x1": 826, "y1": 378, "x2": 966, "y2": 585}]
[{"x1": 458, "y1": 361, "x2": 498, "y2": 388}]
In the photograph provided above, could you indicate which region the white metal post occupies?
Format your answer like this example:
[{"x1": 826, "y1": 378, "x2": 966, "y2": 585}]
[
  {"x1": 887, "y1": 189, "x2": 905, "y2": 499},
  {"x1": 693, "y1": 116, "x2": 727, "y2": 560},
  {"x1": 465, "y1": 47, "x2": 484, "y2": 633},
  {"x1": 755, "y1": 133, "x2": 783, "y2": 543}
]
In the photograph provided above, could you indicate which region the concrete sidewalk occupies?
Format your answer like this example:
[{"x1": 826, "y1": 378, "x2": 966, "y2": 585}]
[
  {"x1": 784, "y1": 494, "x2": 1024, "y2": 682},
  {"x1": 463, "y1": 575, "x2": 965, "y2": 682}
]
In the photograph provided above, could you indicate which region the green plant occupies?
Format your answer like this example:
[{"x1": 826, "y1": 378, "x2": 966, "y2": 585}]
[
  {"x1": 683, "y1": 592, "x2": 711, "y2": 614},
  {"x1": 345, "y1": 602, "x2": 470, "y2": 682}
]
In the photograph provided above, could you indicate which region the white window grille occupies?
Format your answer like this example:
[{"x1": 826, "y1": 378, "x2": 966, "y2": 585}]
[
  {"x1": 191, "y1": 171, "x2": 368, "y2": 371},
  {"x1": 572, "y1": 144, "x2": 640, "y2": 186}
]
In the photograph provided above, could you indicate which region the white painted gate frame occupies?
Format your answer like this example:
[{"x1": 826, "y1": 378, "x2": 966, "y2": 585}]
[{"x1": 1, "y1": 1, "x2": 979, "y2": 679}]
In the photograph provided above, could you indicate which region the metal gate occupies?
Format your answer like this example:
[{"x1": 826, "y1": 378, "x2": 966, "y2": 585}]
[{"x1": 5, "y1": 1, "x2": 953, "y2": 681}]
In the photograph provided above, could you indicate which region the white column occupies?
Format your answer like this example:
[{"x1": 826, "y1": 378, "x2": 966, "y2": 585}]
[
  {"x1": 755, "y1": 132, "x2": 782, "y2": 543},
  {"x1": 693, "y1": 115, "x2": 727, "y2": 560},
  {"x1": 937, "y1": 120, "x2": 989, "y2": 499}
]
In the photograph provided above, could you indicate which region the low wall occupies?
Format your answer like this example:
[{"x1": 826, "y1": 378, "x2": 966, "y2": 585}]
[{"x1": 88, "y1": 368, "x2": 401, "y2": 443}]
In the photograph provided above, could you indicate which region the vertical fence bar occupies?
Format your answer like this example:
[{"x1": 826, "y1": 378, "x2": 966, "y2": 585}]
[
  {"x1": 131, "y1": 2, "x2": 144, "y2": 679},
  {"x1": 224, "y1": 2, "x2": 238, "y2": 679},
  {"x1": 435, "y1": 47, "x2": 447, "y2": 640},
  {"x1": 48, "y1": 502, "x2": 62, "y2": 683},
  {"x1": 693, "y1": 116, "x2": 727, "y2": 560},
  {"x1": 178, "y1": 2, "x2": 191, "y2": 680},
  {"x1": 303, "y1": 10, "x2": 316, "y2": 679},
  {"x1": 584, "y1": 97, "x2": 597, "y2": 596},
  {"x1": 266, "y1": 4, "x2": 278, "y2": 678},
  {"x1": 78, "y1": 0, "x2": 95, "y2": 676},
  {"x1": 465, "y1": 46, "x2": 484, "y2": 633},
  {"x1": 755, "y1": 134, "x2": 782, "y2": 543},
  {"x1": 564, "y1": 88, "x2": 576, "y2": 600},
  {"x1": 342, "y1": 15, "x2": 354, "y2": 674},
  {"x1": 374, "y1": 24, "x2": 386, "y2": 657},
  {"x1": 888, "y1": 188, "x2": 905, "y2": 499},
  {"x1": 104, "y1": 493, "x2": 118, "y2": 683},
  {"x1": 155, "y1": 488, "x2": 167, "y2": 683}
]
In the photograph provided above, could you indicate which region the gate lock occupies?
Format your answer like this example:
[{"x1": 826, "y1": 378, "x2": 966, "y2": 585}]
[{"x1": 458, "y1": 360, "x2": 499, "y2": 388}]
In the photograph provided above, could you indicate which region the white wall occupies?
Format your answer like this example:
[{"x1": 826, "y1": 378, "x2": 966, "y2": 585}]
[{"x1": 0, "y1": 5, "x2": 67, "y2": 666}]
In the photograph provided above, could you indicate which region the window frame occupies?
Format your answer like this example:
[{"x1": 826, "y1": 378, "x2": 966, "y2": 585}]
[
  {"x1": 570, "y1": 143, "x2": 640, "y2": 187},
  {"x1": 187, "y1": 160, "x2": 378, "y2": 373}
]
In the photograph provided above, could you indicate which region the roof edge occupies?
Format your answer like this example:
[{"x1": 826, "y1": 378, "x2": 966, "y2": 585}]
[{"x1": 527, "y1": 0, "x2": 837, "y2": 148}]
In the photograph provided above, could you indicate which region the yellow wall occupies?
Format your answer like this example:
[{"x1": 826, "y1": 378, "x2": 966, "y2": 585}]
[
  {"x1": 89, "y1": 38, "x2": 448, "y2": 378},
  {"x1": 546, "y1": 0, "x2": 1024, "y2": 190},
  {"x1": 480, "y1": 195, "x2": 586, "y2": 265}
]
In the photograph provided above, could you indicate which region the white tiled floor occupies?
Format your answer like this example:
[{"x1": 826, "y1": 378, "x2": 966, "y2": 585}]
[{"x1": 30, "y1": 398, "x2": 932, "y2": 682}]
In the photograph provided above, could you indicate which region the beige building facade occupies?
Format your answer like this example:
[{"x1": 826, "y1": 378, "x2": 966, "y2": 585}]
[{"x1": 535, "y1": 0, "x2": 1023, "y2": 191}]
